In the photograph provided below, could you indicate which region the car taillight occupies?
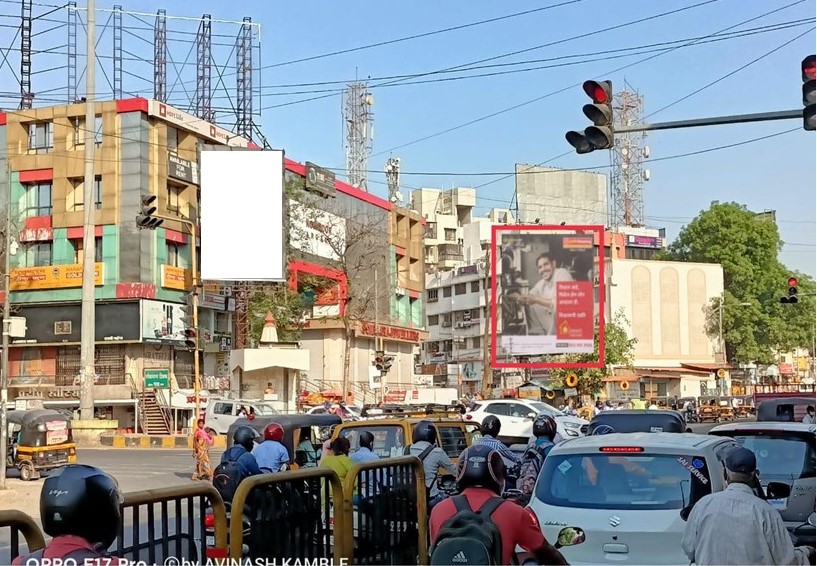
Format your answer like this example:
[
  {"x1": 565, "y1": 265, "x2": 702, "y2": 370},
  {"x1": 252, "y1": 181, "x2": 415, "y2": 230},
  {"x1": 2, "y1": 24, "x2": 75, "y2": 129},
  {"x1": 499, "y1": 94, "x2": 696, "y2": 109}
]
[
  {"x1": 600, "y1": 446, "x2": 644, "y2": 453},
  {"x1": 204, "y1": 513, "x2": 215, "y2": 528}
]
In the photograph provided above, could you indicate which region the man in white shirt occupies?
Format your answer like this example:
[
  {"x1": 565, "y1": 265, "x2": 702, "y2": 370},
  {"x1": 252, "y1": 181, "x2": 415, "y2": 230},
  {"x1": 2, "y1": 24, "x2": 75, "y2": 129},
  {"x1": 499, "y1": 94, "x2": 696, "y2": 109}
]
[
  {"x1": 803, "y1": 405, "x2": 815, "y2": 424},
  {"x1": 511, "y1": 253, "x2": 573, "y2": 335}
]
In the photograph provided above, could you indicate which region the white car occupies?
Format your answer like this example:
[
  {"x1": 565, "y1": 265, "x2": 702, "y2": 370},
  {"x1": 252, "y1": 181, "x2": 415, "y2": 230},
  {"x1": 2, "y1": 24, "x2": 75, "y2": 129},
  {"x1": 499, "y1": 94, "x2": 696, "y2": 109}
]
[
  {"x1": 528, "y1": 432, "x2": 741, "y2": 565},
  {"x1": 464, "y1": 398, "x2": 588, "y2": 442}
]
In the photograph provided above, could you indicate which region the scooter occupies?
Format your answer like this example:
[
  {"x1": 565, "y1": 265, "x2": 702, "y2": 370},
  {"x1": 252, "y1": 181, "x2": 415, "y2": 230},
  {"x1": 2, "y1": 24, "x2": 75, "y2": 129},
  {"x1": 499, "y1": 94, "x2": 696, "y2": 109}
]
[{"x1": 790, "y1": 512, "x2": 816, "y2": 546}]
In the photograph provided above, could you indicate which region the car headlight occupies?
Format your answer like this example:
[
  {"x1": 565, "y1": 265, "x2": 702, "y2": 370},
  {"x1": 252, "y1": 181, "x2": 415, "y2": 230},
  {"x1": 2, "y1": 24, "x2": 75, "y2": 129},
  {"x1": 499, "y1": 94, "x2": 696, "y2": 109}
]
[
  {"x1": 564, "y1": 429, "x2": 580, "y2": 437},
  {"x1": 563, "y1": 422, "x2": 581, "y2": 429}
]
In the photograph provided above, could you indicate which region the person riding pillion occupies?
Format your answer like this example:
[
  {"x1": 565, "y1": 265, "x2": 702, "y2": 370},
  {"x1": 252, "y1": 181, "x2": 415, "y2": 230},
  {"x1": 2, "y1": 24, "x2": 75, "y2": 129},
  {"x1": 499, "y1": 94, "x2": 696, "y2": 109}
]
[
  {"x1": 517, "y1": 414, "x2": 558, "y2": 496},
  {"x1": 475, "y1": 415, "x2": 520, "y2": 466},
  {"x1": 13, "y1": 465, "x2": 126, "y2": 565},
  {"x1": 252, "y1": 422, "x2": 290, "y2": 472},
  {"x1": 405, "y1": 420, "x2": 456, "y2": 507}
]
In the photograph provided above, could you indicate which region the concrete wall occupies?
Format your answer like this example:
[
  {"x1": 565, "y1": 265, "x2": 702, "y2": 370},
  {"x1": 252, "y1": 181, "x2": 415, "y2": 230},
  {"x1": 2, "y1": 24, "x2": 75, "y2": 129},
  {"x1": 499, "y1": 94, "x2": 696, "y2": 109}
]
[{"x1": 515, "y1": 165, "x2": 607, "y2": 226}]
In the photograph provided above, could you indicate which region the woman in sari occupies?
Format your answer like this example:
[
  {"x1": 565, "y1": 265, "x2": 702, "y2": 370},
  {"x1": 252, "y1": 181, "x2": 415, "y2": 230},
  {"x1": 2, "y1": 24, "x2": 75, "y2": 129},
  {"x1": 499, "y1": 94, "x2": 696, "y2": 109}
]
[{"x1": 192, "y1": 418, "x2": 214, "y2": 480}]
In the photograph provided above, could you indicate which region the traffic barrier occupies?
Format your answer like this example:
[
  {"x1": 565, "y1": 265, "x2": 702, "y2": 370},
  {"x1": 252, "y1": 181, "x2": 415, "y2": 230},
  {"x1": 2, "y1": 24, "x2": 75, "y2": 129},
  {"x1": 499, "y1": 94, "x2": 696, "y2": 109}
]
[
  {"x1": 0, "y1": 510, "x2": 45, "y2": 564},
  {"x1": 342, "y1": 456, "x2": 429, "y2": 565},
  {"x1": 100, "y1": 434, "x2": 227, "y2": 449},
  {"x1": 117, "y1": 484, "x2": 228, "y2": 563},
  {"x1": 229, "y1": 467, "x2": 346, "y2": 562}
]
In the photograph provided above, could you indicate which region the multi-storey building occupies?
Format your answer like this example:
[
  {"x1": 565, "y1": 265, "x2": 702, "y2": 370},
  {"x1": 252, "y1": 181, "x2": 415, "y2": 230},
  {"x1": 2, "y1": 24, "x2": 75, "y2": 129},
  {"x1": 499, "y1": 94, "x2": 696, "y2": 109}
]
[{"x1": 0, "y1": 99, "x2": 244, "y2": 430}]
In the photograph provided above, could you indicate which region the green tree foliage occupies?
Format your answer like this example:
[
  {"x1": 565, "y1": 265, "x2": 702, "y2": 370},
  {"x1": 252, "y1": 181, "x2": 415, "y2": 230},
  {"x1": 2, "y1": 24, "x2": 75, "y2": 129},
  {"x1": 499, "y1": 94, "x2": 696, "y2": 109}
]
[
  {"x1": 546, "y1": 310, "x2": 637, "y2": 396},
  {"x1": 248, "y1": 285, "x2": 306, "y2": 344},
  {"x1": 660, "y1": 202, "x2": 815, "y2": 363}
]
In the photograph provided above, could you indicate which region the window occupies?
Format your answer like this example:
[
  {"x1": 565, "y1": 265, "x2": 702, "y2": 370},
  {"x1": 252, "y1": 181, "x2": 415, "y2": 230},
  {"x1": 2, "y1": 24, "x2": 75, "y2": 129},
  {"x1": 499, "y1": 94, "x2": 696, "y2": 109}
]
[
  {"x1": 471, "y1": 308, "x2": 481, "y2": 320},
  {"x1": 731, "y1": 433, "x2": 815, "y2": 480},
  {"x1": 444, "y1": 228, "x2": 456, "y2": 242},
  {"x1": 28, "y1": 182, "x2": 52, "y2": 216},
  {"x1": 167, "y1": 243, "x2": 181, "y2": 267},
  {"x1": 471, "y1": 280, "x2": 480, "y2": 293},
  {"x1": 485, "y1": 403, "x2": 511, "y2": 416},
  {"x1": 443, "y1": 286, "x2": 452, "y2": 298},
  {"x1": 71, "y1": 116, "x2": 102, "y2": 147},
  {"x1": 427, "y1": 289, "x2": 438, "y2": 302},
  {"x1": 31, "y1": 243, "x2": 52, "y2": 267},
  {"x1": 537, "y1": 453, "x2": 713, "y2": 511},
  {"x1": 454, "y1": 283, "x2": 466, "y2": 295},
  {"x1": 472, "y1": 337, "x2": 481, "y2": 349},
  {"x1": 68, "y1": 176, "x2": 102, "y2": 211},
  {"x1": 441, "y1": 315, "x2": 451, "y2": 328},
  {"x1": 428, "y1": 315, "x2": 439, "y2": 326},
  {"x1": 28, "y1": 122, "x2": 53, "y2": 152},
  {"x1": 339, "y1": 425, "x2": 406, "y2": 459},
  {"x1": 437, "y1": 425, "x2": 469, "y2": 457},
  {"x1": 167, "y1": 127, "x2": 180, "y2": 152},
  {"x1": 73, "y1": 237, "x2": 103, "y2": 263},
  {"x1": 167, "y1": 185, "x2": 181, "y2": 214}
]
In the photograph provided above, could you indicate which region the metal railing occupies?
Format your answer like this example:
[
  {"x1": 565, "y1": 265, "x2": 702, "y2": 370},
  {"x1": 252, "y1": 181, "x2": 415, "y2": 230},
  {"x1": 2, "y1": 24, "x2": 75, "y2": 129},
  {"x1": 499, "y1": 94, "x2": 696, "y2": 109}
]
[
  {"x1": 342, "y1": 456, "x2": 428, "y2": 565},
  {"x1": 0, "y1": 510, "x2": 46, "y2": 564},
  {"x1": 117, "y1": 484, "x2": 228, "y2": 563},
  {"x1": 229, "y1": 467, "x2": 346, "y2": 562}
]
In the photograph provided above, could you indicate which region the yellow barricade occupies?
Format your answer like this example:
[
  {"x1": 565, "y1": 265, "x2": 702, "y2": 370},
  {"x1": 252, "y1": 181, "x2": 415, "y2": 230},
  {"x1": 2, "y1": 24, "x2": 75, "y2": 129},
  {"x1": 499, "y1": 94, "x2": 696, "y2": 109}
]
[
  {"x1": 342, "y1": 455, "x2": 429, "y2": 565},
  {"x1": 117, "y1": 484, "x2": 228, "y2": 563},
  {"x1": 0, "y1": 509, "x2": 46, "y2": 564},
  {"x1": 229, "y1": 467, "x2": 347, "y2": 562}
]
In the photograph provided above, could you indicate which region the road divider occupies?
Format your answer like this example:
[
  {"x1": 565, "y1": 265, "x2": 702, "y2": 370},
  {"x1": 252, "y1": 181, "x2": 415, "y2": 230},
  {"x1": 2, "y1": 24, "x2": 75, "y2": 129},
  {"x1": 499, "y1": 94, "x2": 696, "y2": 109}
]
[{"x1": 99, "y1": 434, "x2": 227, "y2": 449}]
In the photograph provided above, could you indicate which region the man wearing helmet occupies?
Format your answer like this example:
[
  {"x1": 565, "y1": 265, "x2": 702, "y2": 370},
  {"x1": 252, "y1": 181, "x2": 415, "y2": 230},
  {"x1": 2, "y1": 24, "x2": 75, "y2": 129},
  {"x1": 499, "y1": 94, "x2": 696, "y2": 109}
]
[
  {"x1": 253, "y1": 422, "x2": 290, "y2": 473},
  {"x1": 222, "y1": 425, "x2": 262, "y2": 479},
  {"x1": 406, "y1": 420, "x2": 456, "y2": 507},
  {"x1": 474, "y1": 415, "x2": 521, "y2": 467},
  {"x1": 430, "y1": 445, "x2": 568, "y2": 566},
  {"x1": 517, "y1": 414, "x2": 558, "y2": 496},
  {"x1": 14, "y1": 465, "x2": 125, "y2": 564}
]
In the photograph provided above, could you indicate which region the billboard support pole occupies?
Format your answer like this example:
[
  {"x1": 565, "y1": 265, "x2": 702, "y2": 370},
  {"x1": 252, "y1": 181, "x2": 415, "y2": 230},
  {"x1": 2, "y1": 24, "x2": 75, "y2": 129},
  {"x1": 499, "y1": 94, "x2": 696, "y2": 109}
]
[{"x1": 481, "y1": 246, "x2": 492, "y2": 397}]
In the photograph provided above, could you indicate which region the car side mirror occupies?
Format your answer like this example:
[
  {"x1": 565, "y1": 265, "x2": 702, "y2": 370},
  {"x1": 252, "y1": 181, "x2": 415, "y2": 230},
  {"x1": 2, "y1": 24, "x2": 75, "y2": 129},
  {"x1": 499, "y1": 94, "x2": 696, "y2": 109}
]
[
  {"x1": 680, "y1": 505, "x2": 693, "y2": 522},
  {"x1": 765, "y1": 481, "x2": 791, "y2": 500},
  {"x1": 554, "y1": 527, "x2": 586, "y2": 548},
  {"x1": 808, "y1": 512, "x2": 816, "y2": 527},
  {"x1": 527, "y1": 412, "x2": 537, "y2": 420}
]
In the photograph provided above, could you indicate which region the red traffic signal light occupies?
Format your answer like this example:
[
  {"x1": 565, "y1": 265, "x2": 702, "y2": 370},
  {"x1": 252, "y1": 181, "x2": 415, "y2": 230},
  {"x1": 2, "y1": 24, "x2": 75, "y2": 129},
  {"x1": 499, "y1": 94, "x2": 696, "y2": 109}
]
[
  {"x1": 802, "y1": 55, "x2": 815, "y2": 131},
  {"x1": 781, "y1": 276, "x2": 799, "y2": 304},
  {"x1": 583, "y1": 80, "x2": 612, "y2": 104},
  {"x1": 802, "y1": 55, "x2": 815, "y2": 82},
  {"x1": 788, "y1": 276, "x2": 798, "y2": 287}
]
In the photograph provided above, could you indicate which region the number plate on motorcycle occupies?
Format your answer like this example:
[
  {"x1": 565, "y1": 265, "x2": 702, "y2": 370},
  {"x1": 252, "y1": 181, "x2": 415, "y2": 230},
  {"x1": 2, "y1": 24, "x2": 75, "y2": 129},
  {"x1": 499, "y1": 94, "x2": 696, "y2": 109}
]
[{"x1": 206, "y1": 535, "x2": 215, "y2": 546}]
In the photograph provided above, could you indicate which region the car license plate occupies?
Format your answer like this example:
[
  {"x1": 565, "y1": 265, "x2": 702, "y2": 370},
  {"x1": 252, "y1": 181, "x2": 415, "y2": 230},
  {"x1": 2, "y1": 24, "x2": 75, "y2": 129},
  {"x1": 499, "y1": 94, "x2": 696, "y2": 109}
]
[
  {"x1": 768, "y1": 498, "x2": 788, "y2": 510},
  {"x1": 206, "y1": 535, "x2": 215, "y2": 546}
]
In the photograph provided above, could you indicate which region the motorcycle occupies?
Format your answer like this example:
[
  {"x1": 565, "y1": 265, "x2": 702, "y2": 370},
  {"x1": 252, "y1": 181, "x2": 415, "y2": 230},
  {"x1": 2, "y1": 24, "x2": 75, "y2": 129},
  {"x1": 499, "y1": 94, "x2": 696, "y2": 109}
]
[
  {"x1": 790, "y1": 511, "x2": 816, "y2": 546},
  {"x1": 204, "y1": 501, "x2": 251, "y2": 557},
  {"x1": 435, "y1": 475, "x2": 586, "y2": 564}
]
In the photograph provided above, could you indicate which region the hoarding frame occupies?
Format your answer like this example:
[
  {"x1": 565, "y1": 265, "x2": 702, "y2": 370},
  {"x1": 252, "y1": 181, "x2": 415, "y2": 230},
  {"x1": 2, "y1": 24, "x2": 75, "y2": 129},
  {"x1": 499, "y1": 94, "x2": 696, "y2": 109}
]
[
  {"x1": 199, "y1": 147, "x2": 286, "y2": 282},
  {"x1": 490, "y1": 224, "x2": 605, "y2": 369}
]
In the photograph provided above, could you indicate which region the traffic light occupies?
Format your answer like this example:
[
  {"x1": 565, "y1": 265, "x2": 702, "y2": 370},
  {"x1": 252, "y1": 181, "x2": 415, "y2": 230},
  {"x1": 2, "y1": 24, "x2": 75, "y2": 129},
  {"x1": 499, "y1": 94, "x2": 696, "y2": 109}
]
[
  {"x1": 136, "y1": 194, "x2": 163, "y2": 229},
  {"x1": 801, "y1": 55, "x2": 815, "y2": 131},
  {"x1": 566, "y1": 80, "x2": 614, "y2": 154},
  {"x1": 382, "y1": 355, "x2": 394, "y2": 373},
  {"x1": 374, "y1": 350, "x2": 385, "y2": 372},
  {"x1": 181, "y1": 302, "x2": 198, "y2": 349},
  {"x1": 780, "y1": 276, "x2": 799, "y2": 304}
]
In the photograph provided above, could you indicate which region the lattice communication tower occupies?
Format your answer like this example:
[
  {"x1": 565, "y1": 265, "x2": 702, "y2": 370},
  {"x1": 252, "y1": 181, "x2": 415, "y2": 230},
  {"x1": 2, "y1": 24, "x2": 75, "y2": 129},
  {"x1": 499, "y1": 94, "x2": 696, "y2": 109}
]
[
  {"x1": 343, "y1": 82, "x2": 374, "y2": 192},
  {"x1": 610, "y1": 89, "x2": 648, "y2": 227}
]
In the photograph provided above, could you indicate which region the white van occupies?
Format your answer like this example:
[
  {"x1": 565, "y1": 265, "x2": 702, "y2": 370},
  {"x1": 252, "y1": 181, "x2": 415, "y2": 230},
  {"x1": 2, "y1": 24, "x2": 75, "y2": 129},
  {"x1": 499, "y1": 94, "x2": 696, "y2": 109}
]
[{"x1": 204, "y1": 398, "x2": 280, "y2": 435}]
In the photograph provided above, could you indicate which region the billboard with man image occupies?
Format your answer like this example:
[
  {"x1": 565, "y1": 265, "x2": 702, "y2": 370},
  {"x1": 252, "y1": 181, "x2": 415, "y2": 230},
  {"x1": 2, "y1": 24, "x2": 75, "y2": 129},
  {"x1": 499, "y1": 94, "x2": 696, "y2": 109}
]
[{"x1": 491, "y1": 225, "x2": 605, "y2": 369}]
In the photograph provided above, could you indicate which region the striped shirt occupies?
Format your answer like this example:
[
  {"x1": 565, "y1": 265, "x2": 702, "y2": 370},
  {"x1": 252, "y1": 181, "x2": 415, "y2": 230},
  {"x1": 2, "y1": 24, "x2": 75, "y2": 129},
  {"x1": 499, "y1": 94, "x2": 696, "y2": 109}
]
[
  {"x1": 682, "y1": 483, "x2": 811, "y2": 566},
  {"x1": 474, "y1": 435, "x2": 520, "y2": 465}
]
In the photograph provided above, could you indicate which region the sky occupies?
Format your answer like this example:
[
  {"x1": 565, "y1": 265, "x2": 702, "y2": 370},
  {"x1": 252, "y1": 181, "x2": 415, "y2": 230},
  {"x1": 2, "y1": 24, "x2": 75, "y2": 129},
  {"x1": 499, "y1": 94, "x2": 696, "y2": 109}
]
[{"x1": 1, "y1": 0, "x2": 815, "y2": 275}]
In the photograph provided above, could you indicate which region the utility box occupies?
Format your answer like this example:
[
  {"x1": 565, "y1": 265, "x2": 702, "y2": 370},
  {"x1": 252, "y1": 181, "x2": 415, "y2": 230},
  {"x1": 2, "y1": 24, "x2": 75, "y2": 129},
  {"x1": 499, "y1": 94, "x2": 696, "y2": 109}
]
[{"x1": 8, "y1": 316, "x2": 26, "y2": 338}]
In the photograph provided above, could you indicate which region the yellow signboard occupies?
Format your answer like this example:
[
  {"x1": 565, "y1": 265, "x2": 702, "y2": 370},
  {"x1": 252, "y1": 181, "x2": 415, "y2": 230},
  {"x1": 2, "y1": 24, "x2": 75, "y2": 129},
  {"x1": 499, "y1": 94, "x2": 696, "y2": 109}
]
[
  {"x1": 161, "y1": 265, "x2": 190, "y2": 290},
  {"x1": 10, "y1": 263, "x2": 104, "y2": 291}
]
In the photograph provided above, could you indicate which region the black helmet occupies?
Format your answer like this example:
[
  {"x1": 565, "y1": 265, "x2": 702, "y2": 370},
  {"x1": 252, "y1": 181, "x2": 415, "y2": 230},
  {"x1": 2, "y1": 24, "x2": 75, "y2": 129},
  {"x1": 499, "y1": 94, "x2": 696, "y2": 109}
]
[
  {"x1": 41, "y1": 465, "x2": 123, "y2": 549},
  {"x1": 359, "y1": 431, "x2": 374, "y2": 449},
  {"x1": 412, "y1": 420, "x2": 437, "y2": 444},
  {"x1": 481, "y1": 415, "x2": 501, "y2": 438},
  {"x1": 233, "y1": 425, "x2": 257, "y2": 451},
  {"x1": 532, "y1": 414, "x2": 558, "y2": 440},
  {"x1": 455, "y1": 444, "x2": 506, "y2": 495}
]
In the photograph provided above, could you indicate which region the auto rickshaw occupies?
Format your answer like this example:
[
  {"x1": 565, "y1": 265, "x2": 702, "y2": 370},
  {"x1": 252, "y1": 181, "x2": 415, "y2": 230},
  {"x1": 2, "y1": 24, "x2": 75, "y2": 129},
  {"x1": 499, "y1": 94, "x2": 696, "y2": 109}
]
[
  {"x1": 716, "y1": 397, "x2": 735, "y2": 421},
  {"x1": 735, "y1": 396, "x2": 753, "y2": 418},
  {"x1": 650, "y1": 396, "x2": 677, "y2": 410},
  {"x1": 697, "y1": 396, "x2": 720, "y2": 422},
  {"x1": 7, "y1": 409, "x2": 76, "y2": 481}
]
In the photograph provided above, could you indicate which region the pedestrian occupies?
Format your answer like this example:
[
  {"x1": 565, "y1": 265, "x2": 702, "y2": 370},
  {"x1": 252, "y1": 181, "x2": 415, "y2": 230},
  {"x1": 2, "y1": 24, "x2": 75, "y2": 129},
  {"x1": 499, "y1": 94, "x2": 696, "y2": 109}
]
[
  {"x1": 803, "y1": 405, "x2": 815, "y2": 424},
  {"x1": 682, "y1": 446, "x2": 815, "y2": 565},
  {"x1": 192, "y1": 418, "x2": 214, "y2": 481}
]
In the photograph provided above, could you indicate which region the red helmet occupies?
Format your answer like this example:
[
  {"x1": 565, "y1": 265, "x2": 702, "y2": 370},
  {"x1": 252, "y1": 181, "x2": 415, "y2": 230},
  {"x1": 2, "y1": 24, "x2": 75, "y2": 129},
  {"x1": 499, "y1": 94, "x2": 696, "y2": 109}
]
[{"x1": 264, "y1": 422, "x2": 284, "y2": 442}]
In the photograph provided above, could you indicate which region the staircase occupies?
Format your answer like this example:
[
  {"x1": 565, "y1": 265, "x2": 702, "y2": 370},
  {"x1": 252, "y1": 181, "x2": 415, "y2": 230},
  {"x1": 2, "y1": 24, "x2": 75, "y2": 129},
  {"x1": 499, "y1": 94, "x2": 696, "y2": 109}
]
[{"x1": 137, "y1": 391, "x2": 171, "y2": 435}]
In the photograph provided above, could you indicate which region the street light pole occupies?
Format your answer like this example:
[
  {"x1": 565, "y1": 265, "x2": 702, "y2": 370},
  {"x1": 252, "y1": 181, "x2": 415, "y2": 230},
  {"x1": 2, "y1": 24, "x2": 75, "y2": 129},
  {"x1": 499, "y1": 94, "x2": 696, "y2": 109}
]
[{"x1": 0, "y1": 164, "x2": 12, "y2": 489}]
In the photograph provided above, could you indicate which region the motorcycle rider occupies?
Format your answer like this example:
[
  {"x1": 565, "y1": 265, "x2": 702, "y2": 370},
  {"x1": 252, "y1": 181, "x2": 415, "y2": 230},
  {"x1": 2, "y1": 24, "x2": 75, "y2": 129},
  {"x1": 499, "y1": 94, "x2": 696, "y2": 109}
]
[
  {"x1": 406, "y1": 420, "x2": 456, "y2": 508},
  {"x1": 252, "y1": 422, "x2": 290, "y2": 472},
  {"x1": 475, "y1": 415, "x2": 521, "y2": 466},
  {"x1": 429, "y1": 445, "x2": 568, "y2": 566},
  {"x1": 13, "y1": 465, "x2": 125, "y2": 565},
  {"x1": 517, "y1": 414, "x2": 558, "y2": 496},
  {"x1": 222, "y1": 425, "x2": 262, "y2": 480},
  {"x1": 682, "y1": 446, "x2": 816, "y2": 565}
]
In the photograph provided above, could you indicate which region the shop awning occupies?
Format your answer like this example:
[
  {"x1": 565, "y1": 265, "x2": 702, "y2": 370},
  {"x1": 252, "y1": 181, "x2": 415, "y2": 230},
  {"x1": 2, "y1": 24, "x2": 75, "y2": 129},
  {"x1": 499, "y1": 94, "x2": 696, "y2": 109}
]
[{"x1": 230, "y1": 347, "x2": 310, "y2": 373}]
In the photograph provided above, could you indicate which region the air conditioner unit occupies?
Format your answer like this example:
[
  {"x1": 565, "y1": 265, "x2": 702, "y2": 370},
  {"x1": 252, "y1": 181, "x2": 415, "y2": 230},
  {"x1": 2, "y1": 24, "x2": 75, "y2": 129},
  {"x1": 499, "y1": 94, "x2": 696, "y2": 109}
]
[{"x1": 456, "y1": 321, "x2": 470, "y2": 329}]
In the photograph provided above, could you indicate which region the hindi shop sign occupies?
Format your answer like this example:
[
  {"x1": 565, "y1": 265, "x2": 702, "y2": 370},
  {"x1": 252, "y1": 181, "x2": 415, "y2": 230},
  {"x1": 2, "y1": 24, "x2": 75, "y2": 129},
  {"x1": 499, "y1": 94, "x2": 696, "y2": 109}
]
[
  {"x1": 358, "y1": 322, "x2": 420, "y2": 344},
  {"x1": 556, "y1": 281, "x2": 594, "y2": 344},
  {"x1": 144, "y1": 369, "x2": 170, "y2": 389}
]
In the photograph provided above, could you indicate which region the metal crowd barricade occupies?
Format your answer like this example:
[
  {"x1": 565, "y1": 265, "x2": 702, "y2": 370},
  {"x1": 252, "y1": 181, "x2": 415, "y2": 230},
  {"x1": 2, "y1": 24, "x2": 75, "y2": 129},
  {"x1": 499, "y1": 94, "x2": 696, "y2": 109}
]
[
  {"x1": 0, "y1": 510, "x2": 45, "y2": 564},
  {"x1": 342, "y1": 455, "x2": 428, "y2": 565},
  {"x1": 229, "y1": 467, "x2": 346, "y2": 562},
  {"x1": 117, "y1": 484, "x2": 228, "y2": 563}
]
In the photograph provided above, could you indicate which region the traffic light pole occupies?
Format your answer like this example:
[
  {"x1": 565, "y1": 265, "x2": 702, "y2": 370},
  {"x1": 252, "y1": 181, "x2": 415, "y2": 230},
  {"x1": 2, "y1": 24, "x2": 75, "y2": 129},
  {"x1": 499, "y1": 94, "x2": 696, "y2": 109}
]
[{"x1": 615, "y1": 109, "x2": 802, "y2": 134}]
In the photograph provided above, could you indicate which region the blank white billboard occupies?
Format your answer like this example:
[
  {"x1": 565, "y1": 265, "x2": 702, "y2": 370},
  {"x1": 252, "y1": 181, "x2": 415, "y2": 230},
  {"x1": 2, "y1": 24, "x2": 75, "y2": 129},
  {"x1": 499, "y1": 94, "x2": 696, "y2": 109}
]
[{"x1": 200, "y1": 149, "x2": 285, "y2": 281}]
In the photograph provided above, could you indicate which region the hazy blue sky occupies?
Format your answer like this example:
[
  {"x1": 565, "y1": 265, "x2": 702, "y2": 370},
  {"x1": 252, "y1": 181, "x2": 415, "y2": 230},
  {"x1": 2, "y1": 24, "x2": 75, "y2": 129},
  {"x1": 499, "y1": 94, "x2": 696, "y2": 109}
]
[{"x1": 3, "y1": 0, "x2": 815, "y2": 275}]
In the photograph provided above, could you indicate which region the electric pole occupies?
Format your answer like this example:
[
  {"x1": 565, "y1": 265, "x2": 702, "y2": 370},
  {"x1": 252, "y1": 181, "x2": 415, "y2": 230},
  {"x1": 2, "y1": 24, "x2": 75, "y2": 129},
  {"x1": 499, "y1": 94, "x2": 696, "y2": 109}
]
[{"x1": 79, "y1": 0, "x2": 96, "y2": 421}]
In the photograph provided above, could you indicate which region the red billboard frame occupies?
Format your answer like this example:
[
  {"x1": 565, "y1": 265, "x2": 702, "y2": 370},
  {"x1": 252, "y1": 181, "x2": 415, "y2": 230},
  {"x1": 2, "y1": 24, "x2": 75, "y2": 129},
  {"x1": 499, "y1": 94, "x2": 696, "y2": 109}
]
[{"x1": 490, "y1": 224, "x2": 605, "y2": 369}]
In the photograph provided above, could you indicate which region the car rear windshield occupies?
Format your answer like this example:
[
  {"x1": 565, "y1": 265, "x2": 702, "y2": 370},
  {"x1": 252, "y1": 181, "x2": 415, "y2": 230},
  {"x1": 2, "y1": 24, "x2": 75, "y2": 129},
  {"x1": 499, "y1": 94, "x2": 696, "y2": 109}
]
[
  {"x1": 536, "y1": 453, "x2": 712, "y2": 511},
  {"x1": 732, "y1": 434, "x2": 816, "y2": 480},
  {"x1": 438, "y1": 424, "x2": 482, "y2": 457},
  {"x1": 339, "y1": 425, "x2": 407, "y2": 458}
]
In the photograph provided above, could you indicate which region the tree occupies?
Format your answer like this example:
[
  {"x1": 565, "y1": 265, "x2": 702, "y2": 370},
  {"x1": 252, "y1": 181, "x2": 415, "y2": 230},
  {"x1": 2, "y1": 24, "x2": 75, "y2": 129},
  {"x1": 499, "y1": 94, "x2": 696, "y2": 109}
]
[
  {"x1": 247, "y1": 285, "x2": 307, "y2": 345},
  {"x1": 544, "y1": 310, "x2": 637, "y2": 397},
  {"x1": 660, "y1": 202, "x2": 815, "y2": 364}
]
